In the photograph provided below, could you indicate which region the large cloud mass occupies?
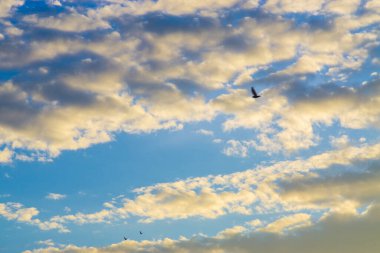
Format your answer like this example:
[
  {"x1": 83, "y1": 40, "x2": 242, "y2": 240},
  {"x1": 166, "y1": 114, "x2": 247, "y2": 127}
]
[
  {"x1": 24, "y1": 204, "x2": 380, "y2": 253},
  {"x1": 0, "y1": 0, "x2": 379, "y2": 161},
  {"x1": 0, "y1": 0, "x2": 380, "y2": 250}
]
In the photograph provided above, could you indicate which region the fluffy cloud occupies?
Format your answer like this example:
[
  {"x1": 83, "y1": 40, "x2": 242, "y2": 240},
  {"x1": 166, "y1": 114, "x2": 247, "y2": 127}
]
[
  {"x1": 264, "y1": 0, "x2": 325, "y2": 13},
  {"x1": 0, "y1": 0, "x2": 378, "y2": 159},
  {"x1": 90, "y1": 0, "x2": 259, "y2": 17},
  {"x1": 264, "y1": 0, "x2": 361, "y2": 14},
  {"x1": 24, "y1": 204, "x2": 380, "y2": 253},
  {"x1": 329, "y1": 134, "x2": 350, "y2": 148},
  {"x1": 14, "y1": 142, "x2": 379, "y2": 230},
  {"x1": 0, "y1": 147, "x2": 13, "y2": 163},
  {"x1": 222, "y1": 139, "x2": 252, "y2": 157},
  {"x1": 217, "y1": 80, "x2": 380, "y2": 153},
  {"x1": 280, "y1": 163, "x2": 380, "y2": 212},
  {"x1": 45, "y1": 193, "x2": 66, "y2": 200},
  {"x1": 23, "y1": 12, "x2": 110, "y2": 32},
  {"x1": 0, "y1": 202, "x2": 69, "y2": 232},
  {"x1": 260, "y1": 213, "x2": 312, "y2": 233},
  {"x1": 0, "y1": 0, "x2": 24, "y2": 18}
]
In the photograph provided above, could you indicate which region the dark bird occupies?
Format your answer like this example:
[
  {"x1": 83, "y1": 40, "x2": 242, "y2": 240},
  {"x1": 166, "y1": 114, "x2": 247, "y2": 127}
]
[
  {"x1": 124, "y1": 236, "x2": 128, "y2": 240},
  {"x1": 251, "y1": 87, "x2": 261, "y2": 98},
  {"x1": 139, "y1": 231, "x2": 143, "y2": 235}
]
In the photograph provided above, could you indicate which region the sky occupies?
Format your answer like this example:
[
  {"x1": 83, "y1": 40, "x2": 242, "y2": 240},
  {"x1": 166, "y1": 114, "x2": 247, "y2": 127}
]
[{"x1": 0, "y1": 0, "x2": 380, "y2": 252}]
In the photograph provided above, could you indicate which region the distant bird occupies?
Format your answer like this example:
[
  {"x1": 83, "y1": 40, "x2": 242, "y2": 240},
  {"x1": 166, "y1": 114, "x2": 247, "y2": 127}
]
[
  {"x1": 251, "y1": 87, "x2": 261, "y2": 98},
  {"x1": 124, "y1": 236, "x2": 128, "y2": 240},
  {"x1": 139, "y1": 231, "x2": 143, "y2": 235}
]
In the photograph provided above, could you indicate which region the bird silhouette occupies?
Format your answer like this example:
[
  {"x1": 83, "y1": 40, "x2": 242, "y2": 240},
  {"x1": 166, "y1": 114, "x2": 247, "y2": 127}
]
[
  {"x1": 124, "y1": 236, "x2": 128, "y2": 240},
  {"x1": 251, "y1": 87, "x2": 261, "y2": 98},
  {"x1": 139, "y1": 231, "x2": 143, "y2": 235}
]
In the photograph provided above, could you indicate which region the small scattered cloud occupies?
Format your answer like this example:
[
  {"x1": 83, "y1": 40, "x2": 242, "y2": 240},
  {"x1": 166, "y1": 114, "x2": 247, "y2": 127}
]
[
  {"x1": 259, "y1": 213, "x2": 312, "y2": 234},
  {"x1": 46, "y1": 193, "x2": 66, "y2": 200},
  {"x1": 24, "y1": 204, "x2": 380, "y2": 253},
  {"x1": 36, "y1": 239, "x2": 55, "y2": 247},
  {"x1": 329, "y1": 134, "x2": 350, "y2": 148},
  {"x1": 0, "y1": 0, "x2": 24, "y2": 18},
  {"x1": 196, "y1": 129, "x2": 214, "y2": 136},
  {"x1": 0, "y1": 148, "x2": 13, "y2": 163},
  {"x1": 222, "y1": 139, "x2": 252, "y2": 158},
  {"x1": 0, "y1": 202, "x2": 69, "y2": 232}
]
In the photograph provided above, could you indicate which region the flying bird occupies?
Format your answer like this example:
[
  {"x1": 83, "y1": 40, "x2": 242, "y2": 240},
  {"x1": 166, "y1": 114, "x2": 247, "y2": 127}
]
[
  {"x1": 139, "y1": 231, "x2": 143, "y2": 235},
  {"x1": 251, "y1": 87, "x2": 261, "y2": 98}
]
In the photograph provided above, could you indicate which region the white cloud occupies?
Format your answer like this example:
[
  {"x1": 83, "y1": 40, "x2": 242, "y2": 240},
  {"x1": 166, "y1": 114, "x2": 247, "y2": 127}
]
[
  {"x1": 324, "y1": 0, "x2": 361, "y2": 14},
  {"x1": 27, "y1": 142, "x2": 380, "y2": 228},
  {"x1": 91, "y1": 0, "x2": 259, "y2": 17},
  {"x1": 36, "y1": 239, "x2": 55, "y2": 247},
  {"x1": 196, "y1": 129, "x2": 214, "y2": 136},
  {"x1": 0, "y1": 148, "x2": 13, "y2": 163},
  {"x1": 0, "y1": 202, "x2": 69, "y2": 232},
  {"x1": 264, "y1": 0, "x2": 361, "y2": 14},
  {"x1": 46, "y1": 0, "x2": 61, "y2": 7},
  {"x1": 0, "y1": 0, "x2": 24, "y2": 18},
  {"x1": 264, "y1": 0, "x2": 325, "y2": 13},
  {"x1": 366, "y1": 0, "x2": 380, "y2": 12},
  {"x1": 0, "y1": 0, "x2": 379, "y2": 159},
  {"x1": 222, "y1": 139, "x2": 252, "y2": 157},
  {"x1": 46, "y1": 193, "x2": 66, "y2": 200},
  {"x1": 24, "y1": 204, "x2": 380, "y2": 253},
  {"x1": 216, "y1": 225, "x2": 247, "y2": 238},
  {"x1": 23, "y1": 12, "x2": 110, "y2": 32},
  {"x1": 260, "y1": 213, "x2": 312, "y2": 233},
  {"x1": 1, "y1": 142, "x2": 380, "y2": 232},
  {"x1": 329, "y1": 134, "x2": 350, "y2": 148}
]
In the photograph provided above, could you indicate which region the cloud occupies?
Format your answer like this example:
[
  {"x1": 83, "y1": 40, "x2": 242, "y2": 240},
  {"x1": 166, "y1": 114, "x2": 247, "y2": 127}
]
[
  {"x1": 217, "y1": 80, "x2": 380, "y2": 153},
  {"x1": 18, "y1": 142, "x2": 380, "y2": 230},
  {"x1": 279, "y1": 163, "x2": 380, "y2": 213},
  {"x1": 24, "y1": 204, "x2": 380, "y2": 253},
  {"x1": 1, "y1": 142, "x2": 380, "y2": 233},
  {"x1": 0, "y1": 147, "x2": 13, "y2": 163},
  {"x1": 46, "y1": 193, "x2": 66, "y2": 200},
  {"x1": 90, "y1": 0, "x2": 259, "y2": 17},
  {"x1": 0, "y1": 0, "x2": 379, "y2": 160},
  {"x1": 36, "y1": 239, "x2": 55, "y2": 247},
  {"x1": 329, "y1": 134, "x2": 350, "y2": 148},
  {"x1": 0, "y1": 0, "x2": 24, "y2": 18},
  {"x1": 259, "y1": 213, "x2": 312, "y2": 233},
  {"x1": 264, "y1": 0, "x2": 325, "y2": 13},
  {"x1": 196, "y1": 129, "x2": 214, "y2": 136},
  {"x1": 222, "y1": 139, "x2": 251, "y2": 157},
  {"x1": 23, "y1": 12, "x2": 110, "y2": 32},
  {"x1": 0, "y1": 202, "x2": 69, "y2": 232},
  {"x1": 264, "y1": 0, "x2": 361, "y2": 14}
]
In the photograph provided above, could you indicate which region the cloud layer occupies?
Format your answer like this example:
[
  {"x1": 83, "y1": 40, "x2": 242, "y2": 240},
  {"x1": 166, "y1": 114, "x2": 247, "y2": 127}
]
[
  {"x1": 25, "y1": 204, "x2": 380, "y2": 253},
  {"x1": 0, "y1": 0, "x2": 378, "y2": 161}
]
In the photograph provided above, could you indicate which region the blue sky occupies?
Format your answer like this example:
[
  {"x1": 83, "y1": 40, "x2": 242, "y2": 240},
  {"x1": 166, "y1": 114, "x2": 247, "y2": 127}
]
[{"x1": 1, "y1": 0, "x2": 380, "y2": 252}]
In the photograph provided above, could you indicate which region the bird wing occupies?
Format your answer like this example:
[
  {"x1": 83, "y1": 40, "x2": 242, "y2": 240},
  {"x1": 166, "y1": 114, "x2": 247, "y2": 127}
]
[{"x1": 251, "y1": 87, "x2": 258, "y2": 96}]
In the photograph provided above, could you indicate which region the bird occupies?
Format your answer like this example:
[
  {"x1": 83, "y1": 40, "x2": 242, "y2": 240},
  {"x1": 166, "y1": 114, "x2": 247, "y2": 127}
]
[
  {"x1": 124, "y1": 236, "x2": 128, "y2": 240},
  {"x1": 251, "y1": 87, "x2": 261, "y2": 98},
  {"x1": 139, "y1": 231, "x2": 143, "y2": 235}
]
